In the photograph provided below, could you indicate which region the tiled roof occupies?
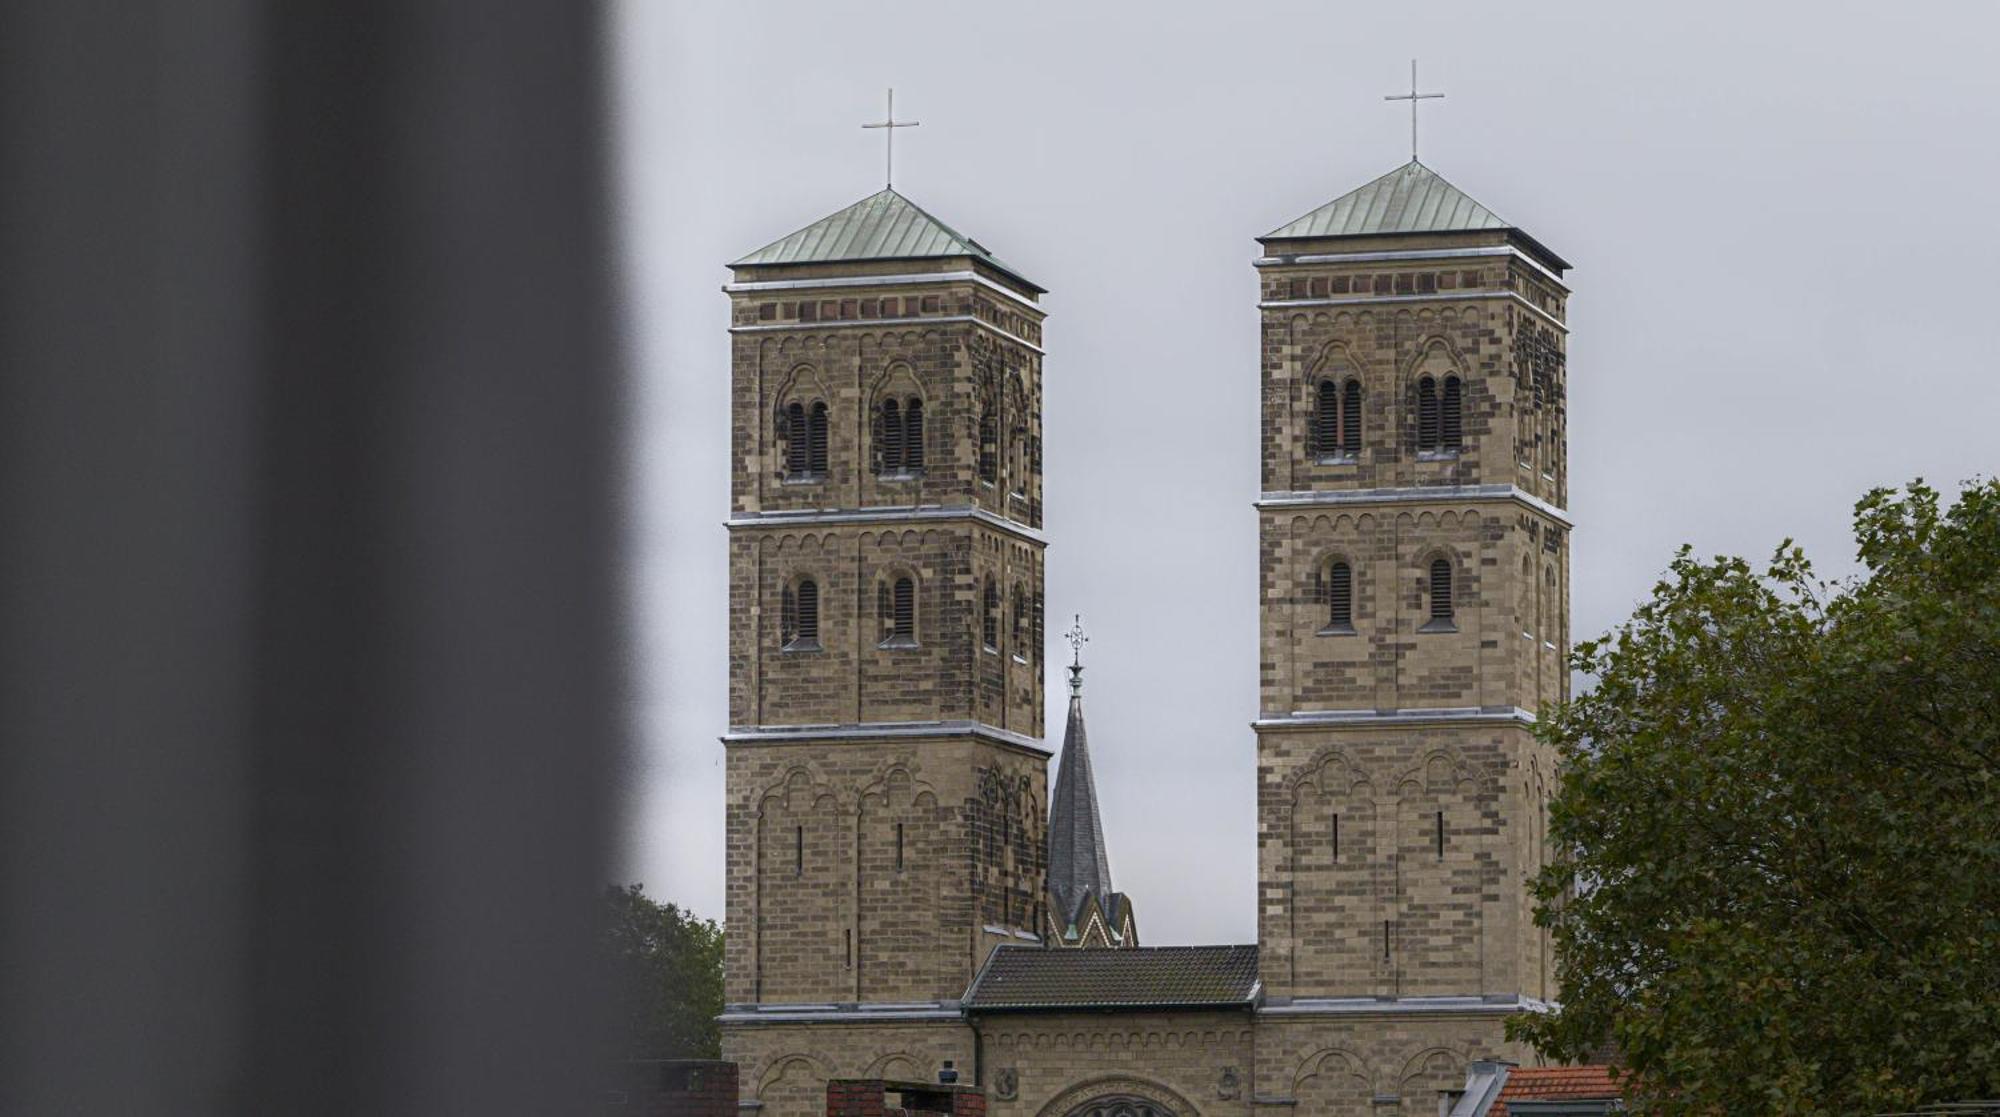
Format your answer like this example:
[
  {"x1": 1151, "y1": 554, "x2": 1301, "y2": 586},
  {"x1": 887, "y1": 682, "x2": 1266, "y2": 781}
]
[
  {"x1": 731, "y1": 188, "x2": 1043, "y2": 293},
  {"x1": 1489, "y1": 1065, "x2": 1625, "y2": 1115},
  {"x1": 963, "y1": 945, "x2": 1259, "y2": 1011}
]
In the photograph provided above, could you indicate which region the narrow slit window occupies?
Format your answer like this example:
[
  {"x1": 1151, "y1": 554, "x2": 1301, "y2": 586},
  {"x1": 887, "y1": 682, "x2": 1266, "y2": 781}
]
[
  {"x1": 807, "y1": 402, "x2": 829, "y2": 475},
  {"x1": 1441, "y1": 376, "x2": 1463, "y2": 450},
  {"x1": 978, "y1": 407, "x2": 997, "y2": 483},
  {"x1": 877, "y1": 399, "x2": 903, "y2": 474},
  {"x1": 795, "y1": 578, "x2": 819, "y2": 644},
  {"x1": 1436, "y1": 810, "x2": 1445, "y2": 859},
  {"x1": 1011, "y1": 583, "x2": 1026, "y2": 650},
  {"x1": 1384, "y1": 919, "x2": 1392, "y2": 961},
  {"x1": 1341, "y1": 379, "x2": 1362, "y2": 456},
  {"x1": 1417, "y1": 376, "x2": 1440, "y2": 452},
  {"x1": 1331, "y1": 812, "x2": 1340, "y2": 860},
  {"x1": 1328, "y1": 560, "x2": 1353, "y2": 630},
  {"x1": 891, "y1": 576, "x2": 915, "y2": 642},
  {"x1": 782, "y1": 401, "x2": 808, "y2": 477},
  {"x1": 1313, "y1": 379, "x2": 1339, "y2": 458},
  {"x1": 895, "y1": 822, "x2": 905, "y2": 871},
  {"x1": 794, "y1": 825, "x2": 803, "y2": 877},
  {"x1": 1429, "y1": 559, "x2": 1453, "y2": 623},
  {"x1": 903, "y1": 399, "x2": 924, "y2": 470},
  {"x1": 844, "y1": 929, "x2": 852, "y2": 969}
]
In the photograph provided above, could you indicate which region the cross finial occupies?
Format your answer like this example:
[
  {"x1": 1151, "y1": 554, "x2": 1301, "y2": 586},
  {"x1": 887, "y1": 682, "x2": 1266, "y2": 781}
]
[
  {"x1": 860, "y1": 87, "x2": 920, "y2": 189},
  {"x1": 1064, "y1": 614, "x2": 1088, "y2": 696},
  {"x1": 1382, "y1": 59, "x2": 1444, "y2": 162}
]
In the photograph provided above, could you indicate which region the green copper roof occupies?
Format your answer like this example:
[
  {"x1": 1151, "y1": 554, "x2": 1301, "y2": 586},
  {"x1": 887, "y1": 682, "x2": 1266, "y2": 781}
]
[
  {"x1": 1263, "y1": 159, "x2": 1569, "y2": 271},
  {"x1": 732, "y1": 188, "x2": 1042, "y2": 292}
]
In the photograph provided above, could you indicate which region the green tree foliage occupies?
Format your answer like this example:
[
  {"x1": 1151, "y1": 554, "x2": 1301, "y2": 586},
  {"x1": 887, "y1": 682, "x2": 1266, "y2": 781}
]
[
  {"x1": 1511, "y1": 481, "x2": 2000, "y2": 1114},
  {"x1": 601, "y1": 884, "x2": 724, "y2": 1060}
]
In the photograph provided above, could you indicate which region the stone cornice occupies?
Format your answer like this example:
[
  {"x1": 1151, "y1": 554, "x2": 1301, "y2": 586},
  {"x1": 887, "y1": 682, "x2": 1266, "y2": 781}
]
[
  {"x1": 1256, "y1": 483, "x2": 1572, "y2": 528},
  {"x1": 722, "y1": 719, "x2": 1052, "y2": 759},
  {"x1": 729, "y1": 314, "x2": 1045, "y2": 355},
  {"x1": 727, "y1": 504, "x2": 1048, "y2": 546},
  {"x1": 1254, "y1": 706, "x2": 1538, "y2": 731},
  {"x1": 722, "y1": 269, "x2": 1045, "y2": 317},
  {"x1": 1259, "y1": 289, "x2": 1568, "y2": 334}
]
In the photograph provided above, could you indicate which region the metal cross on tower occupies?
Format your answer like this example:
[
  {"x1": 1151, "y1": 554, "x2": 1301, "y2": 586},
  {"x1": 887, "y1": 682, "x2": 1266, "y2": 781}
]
[
  {"x1": 1064, "y1": 614, "x2": 1088, "y2": 695},
  {"x1": 1383, "y1": 59, "x2": 1444, "y2": 162},
  {"x1": 861, "y1": 88, "x2": 920, "y2": 189}
]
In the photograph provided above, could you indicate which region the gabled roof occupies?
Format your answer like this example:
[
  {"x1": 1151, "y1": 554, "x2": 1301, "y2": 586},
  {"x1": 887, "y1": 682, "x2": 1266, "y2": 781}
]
[
  {"x1": 731, "y1": 187, "x2": 1043, "y2": 293},
  {"x1": 1488, "y1": 1066, "x2": 1625, "y2": 1116},
  {"x1": 1262, "y1": 159, "x2": 1569, "y2": 272},
  {"x1": 963, "y1": 945, "x2": 1259, "y2": 1012},
  {"x1": 1047, "y1": 676, "x2": 1117, "y2": 926}
]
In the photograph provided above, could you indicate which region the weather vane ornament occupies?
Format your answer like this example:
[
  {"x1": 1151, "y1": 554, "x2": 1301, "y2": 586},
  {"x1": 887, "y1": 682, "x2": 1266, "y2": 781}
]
[
  {"x1": 1383, "y1": 59, "x2": 1444, "y2": 162},
  {"x1": 1065, "y1": 614, "x2": 1088, "y2": 695},
  {"x1": 861, "y1": 87, "x2": 920, "y2": 189}
]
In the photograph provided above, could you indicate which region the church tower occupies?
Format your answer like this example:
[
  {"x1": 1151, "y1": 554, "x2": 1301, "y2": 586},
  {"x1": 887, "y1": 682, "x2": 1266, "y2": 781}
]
[
  {"x1": 717, "y1": 187, "x2": 1049, "y2": 1111},
  {"x1": 1250, "y1": 160, "x2": 1572, "y2": 1110}
]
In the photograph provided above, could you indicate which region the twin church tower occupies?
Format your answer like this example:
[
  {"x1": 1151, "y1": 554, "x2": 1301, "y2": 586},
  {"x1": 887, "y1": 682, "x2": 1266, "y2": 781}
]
[{"x1": 718, "y1": 142, "x2": 1573, "y2": 1116}]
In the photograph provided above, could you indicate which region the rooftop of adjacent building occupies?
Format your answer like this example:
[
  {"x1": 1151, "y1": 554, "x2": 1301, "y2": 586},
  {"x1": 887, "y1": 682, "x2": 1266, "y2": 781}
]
[{"x1": 964, "y1": 943, "x2": 1259, "y2": 1012}]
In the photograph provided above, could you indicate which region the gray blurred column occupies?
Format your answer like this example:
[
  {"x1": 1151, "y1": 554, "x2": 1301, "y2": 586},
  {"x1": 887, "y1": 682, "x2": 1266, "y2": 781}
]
[{"x1": 0, "y1": 2, "x2": 627, "y2": 1113}]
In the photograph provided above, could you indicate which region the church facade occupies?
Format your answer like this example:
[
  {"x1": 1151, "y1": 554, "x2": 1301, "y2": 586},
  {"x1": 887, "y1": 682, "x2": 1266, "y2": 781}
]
[{"x1": 717, "y1": 159, "x2": 1572, "y2": 1116}]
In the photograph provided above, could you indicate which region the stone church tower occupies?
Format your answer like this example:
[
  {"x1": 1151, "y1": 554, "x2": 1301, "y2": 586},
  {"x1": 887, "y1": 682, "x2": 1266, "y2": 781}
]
[
  {"x1": 1248, "y1": 159, "x2": 1572, "y2": 1109},
  {"x1": 717, "y1": 188, "x2": 1052, "y2": 1111}
]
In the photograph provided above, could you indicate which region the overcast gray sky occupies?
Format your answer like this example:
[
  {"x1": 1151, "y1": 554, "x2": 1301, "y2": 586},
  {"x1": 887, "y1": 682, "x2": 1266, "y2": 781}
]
[{"x1": 612, "y1": 1, "x2": 2000, "y2": 945}]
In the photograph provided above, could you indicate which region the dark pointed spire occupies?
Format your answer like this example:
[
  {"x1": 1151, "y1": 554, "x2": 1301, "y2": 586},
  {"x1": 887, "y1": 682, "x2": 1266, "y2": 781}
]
[{"x1": 1048, "y1": 617, "x2": 1115, "y2": 928}]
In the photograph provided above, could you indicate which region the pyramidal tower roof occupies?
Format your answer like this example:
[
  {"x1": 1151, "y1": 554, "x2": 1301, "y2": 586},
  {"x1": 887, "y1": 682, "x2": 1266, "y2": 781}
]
[
  {"x1": 1047, "y1": 665, "x2": 1115, "y2": 926},
  {"x1": 1262, "y1": 159, "x2": 1569, "y2": 271},
  {"x1": 731, "y1": 187, "x2": 1043, "y2": 292}
]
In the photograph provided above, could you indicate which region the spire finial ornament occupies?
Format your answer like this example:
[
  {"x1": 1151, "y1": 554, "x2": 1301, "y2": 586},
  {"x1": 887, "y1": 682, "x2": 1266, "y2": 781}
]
[
  {"x1": 860, "y1": 87, "x2": 920, "y2": 189},
  {"x1": 1382, "y1": 59, "x2": 1444, "y2": 163},
  {"x1": 1064, "y1": 614, "x2": 1088, "y2": 696}
]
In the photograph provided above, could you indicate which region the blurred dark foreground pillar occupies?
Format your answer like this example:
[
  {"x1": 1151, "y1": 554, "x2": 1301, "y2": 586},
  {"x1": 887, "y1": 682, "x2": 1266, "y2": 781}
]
[{"x1": 1, "y1": 2, "x2": 626, "y2": 1113}]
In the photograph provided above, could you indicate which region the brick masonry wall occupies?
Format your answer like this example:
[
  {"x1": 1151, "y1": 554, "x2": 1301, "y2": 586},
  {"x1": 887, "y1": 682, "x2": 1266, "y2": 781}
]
[
  {"x1": 979, "y1": 1011, "x2": 1255, "y2": 1117},
  {"x1": 724, "y1": 736, "x2": 1048, "y2": 1006},
  {"x1": 1250, "y1": 1012, "x2": 1535, "y2": 1115},
  {"x1": 722, "y1": 1021, "x2": 974, "y2": 1117},
  {"x1": 1255, "y1": 231, "x2": 1570, "y2": 1008}
]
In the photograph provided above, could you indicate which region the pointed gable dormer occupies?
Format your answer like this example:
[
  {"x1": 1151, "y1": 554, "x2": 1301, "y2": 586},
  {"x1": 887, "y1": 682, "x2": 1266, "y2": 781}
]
[{"x1": 1045, "y1": 652, "x2": 1137, "y2": 948}]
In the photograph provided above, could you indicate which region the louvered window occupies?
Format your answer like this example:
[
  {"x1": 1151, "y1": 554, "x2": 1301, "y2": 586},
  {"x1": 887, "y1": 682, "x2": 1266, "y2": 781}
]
[
  {"x1": 877, "y1": 399, "x2": 903, "y2": 473},
  {"x1": 1441, "y1": 376, "x2": 1463, "y2": 450},
  {"x1": 883, "y1": 575, "x2": 914, "y2": 644},
  {"x1": 1417, "y1": 377, "x2": 1440, "y2": 452},
  {"x1": 782, "y1": 401, "x2": 808, "y2": 477},
  {"x1": 1327, "y1": 560, "x2": 1353, "y2": 630},
  {"x1": 785, "y1": 577, "x2": 819, "y2": 648},
  {"x1": 1341, "y1": 379, "x2": 1362, "y2": 456},
  {"x1": 903, "y1": 399, "x2": 924, "y2": 470},
  {"x1": 978, "y1": 407, "x2": 997, "y2": 483},
  {"x1": 1011, "y1": 583, "x2": 1026, "y2": 652},
  {"x1": 806, "y1": 402, "x2": 828, "y2": 475},
  {"x1": 1312, "y1": 379, "x2": 1339, "y2": 459},
  {"x1": 981, "y1": 579, "x2": 998, "y2": 651},
  {"x1": 1428, "y1": 559, "x2": 1454, "y2": 626}
]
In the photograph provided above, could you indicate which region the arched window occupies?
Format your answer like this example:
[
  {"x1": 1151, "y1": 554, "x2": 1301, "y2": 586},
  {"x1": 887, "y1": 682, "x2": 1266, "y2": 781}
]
[
  {"x1": 1417, "y1": 376, "x2": 1440, "y2": 453},
  {"x1": 876, "y1": 398, "x2": 903, "y2": 474},
  {"x1": 1341, "y1": 379, "x2": 1362, "y2": 456},
  {"x1": 1325, "y1": 559, "x2": 1354, "y2": 632},
  {"x1": 878, "y1": 574, "x2": 916, "y2": 647},
  {"x1": 782, "y1": 577, "x2": 820, "y2": 650},
  {"x1": 807, "y1": 401, "x2": 829, "y2": 475},
  {"x1": 903, "y1": 399, "x2": 924, "y2": 470},
  {"x1": 981, "y1": 578, "x2": 999, "y2": 651},
  {"x1": 1422, "y1": 558, "x2": 1455, "y2": 631},
  {"x1": 1313, "y1": 379, "x2": 1339, "y2": 459},
  {"x1": 1441, "y1": 376, "x2": 1463, "y2": 451},
  {"x1": 780, "y1": 401, "x2": 808, "y2": 477},
  {"x1": 1312, "y1": 378, "x2": 1363, "y2": 461}
]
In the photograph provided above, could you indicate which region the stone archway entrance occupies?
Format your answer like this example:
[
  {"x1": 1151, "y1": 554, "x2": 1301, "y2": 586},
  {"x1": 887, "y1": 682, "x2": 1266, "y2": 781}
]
[{"x1": 1061, "y1": 1098, "x2": 1178, "y2": 1117}]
